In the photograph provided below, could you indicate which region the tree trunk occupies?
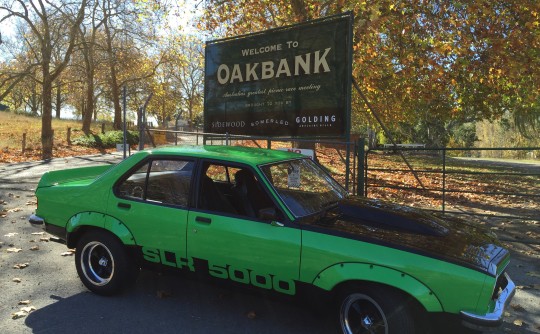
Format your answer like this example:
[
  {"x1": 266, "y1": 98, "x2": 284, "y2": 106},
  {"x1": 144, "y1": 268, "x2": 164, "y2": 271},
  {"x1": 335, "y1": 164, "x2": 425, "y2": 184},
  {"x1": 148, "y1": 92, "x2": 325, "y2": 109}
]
[
  {"x1": 111, "y1": 74, "x2": 122, "y2": 130},
  {"x1": 82, "y1": 75, "x2": 94, "y2": 135},
  {"x1": 104, "y1": 16, "x2": 122, "y2": 131},
  {"x1": 42, "y1": 75, "x2": 54, "y2": 159},
  {"x1": 55, "y1": 81, "x2": 61, "y2": 119}
]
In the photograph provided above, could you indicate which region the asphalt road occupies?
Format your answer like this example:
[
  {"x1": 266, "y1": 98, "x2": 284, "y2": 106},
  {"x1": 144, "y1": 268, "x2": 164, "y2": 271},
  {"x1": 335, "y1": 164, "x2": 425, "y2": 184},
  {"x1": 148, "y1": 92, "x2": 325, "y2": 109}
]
[{"x1": 1, "y1": 153, "x2": 539, "y2": 334}]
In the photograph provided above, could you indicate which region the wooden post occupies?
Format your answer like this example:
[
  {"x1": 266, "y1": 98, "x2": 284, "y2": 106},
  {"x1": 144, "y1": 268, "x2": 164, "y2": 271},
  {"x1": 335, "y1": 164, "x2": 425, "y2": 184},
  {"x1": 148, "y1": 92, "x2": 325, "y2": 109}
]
[
  {"x1": 67, "y1": 127, "x2": 72, "y2": 146},
  {"x1": 22, "y1": 133, "x2": 26, "y2": 153},
  {"x1": 51, "y1": 129, "x2": 54, "y2": 149}
]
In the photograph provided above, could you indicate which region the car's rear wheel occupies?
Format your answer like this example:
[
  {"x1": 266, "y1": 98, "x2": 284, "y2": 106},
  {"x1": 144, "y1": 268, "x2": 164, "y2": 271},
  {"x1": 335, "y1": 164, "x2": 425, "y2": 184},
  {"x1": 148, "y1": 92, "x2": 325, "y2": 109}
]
[
  {"x1": 338, "y1": 285, "x2": 417, "y2": 334},
  {"x1": 75, "y1": 230, "x2": 138, "y2": 295}
]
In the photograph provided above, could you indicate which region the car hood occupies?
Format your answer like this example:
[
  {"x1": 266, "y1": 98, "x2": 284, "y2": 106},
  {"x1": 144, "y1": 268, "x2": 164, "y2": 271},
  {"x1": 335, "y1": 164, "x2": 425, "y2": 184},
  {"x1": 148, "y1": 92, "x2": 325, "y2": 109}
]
[{"x1": 301, "y1": 196, "x2": 508, "y2": 275}]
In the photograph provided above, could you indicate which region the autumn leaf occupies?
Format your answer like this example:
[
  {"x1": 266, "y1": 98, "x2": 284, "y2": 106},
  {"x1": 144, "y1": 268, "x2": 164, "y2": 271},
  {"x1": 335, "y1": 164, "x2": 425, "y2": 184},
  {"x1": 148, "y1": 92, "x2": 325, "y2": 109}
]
[
  {"x1": 246, "y1": 310, "x2": 257, "y2": 319},
  {"x1": 513, "y1": 319, "x2": 524, "y2": 327},
  {"x1": 11, "y1": 311, "x2": 27, "y2": 320},
  {"x1": 510, "y1": 304, "x2": 525, "y2": 312},
  {"x1": 60, "y1": 250, "x2": 75, "y2": 256},
  {"x1": 20, "y1": 306, "x2": 36, "y2": 313},
  {"x1": 7, "y1": 248, "x2": 23, "y2": 253}
]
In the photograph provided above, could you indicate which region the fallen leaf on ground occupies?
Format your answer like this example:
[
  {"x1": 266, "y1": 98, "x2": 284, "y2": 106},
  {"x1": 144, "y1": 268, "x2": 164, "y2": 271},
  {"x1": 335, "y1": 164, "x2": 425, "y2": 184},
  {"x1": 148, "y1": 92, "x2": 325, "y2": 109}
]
[
  {"x1": 39, "y1": 237, "x2": 50, "y2": 242},
  {"x1": 511, "y1": 304, "x2": 525, "y2": 312},
  {"x1": 13, "y1": 278, "x2": 22, "y2": 283},
  {"x1": 60, "y1": 251, "x2": 74, "y2": 256},
  {"x1": 513, "y1": 319, "x2": 524, "y2": 327},
  {"x1": 7, "y1": 208, "x2": 22, "y2": 213},
  {"x1": 13, "y1": 263, "x2": 29, "y2": 269},
  {"x1": 18, "y1": 300, "x2": 31, "y2": 305},
  {"x1": 20, "y1": 306, "x2": 36, "y2": 313},
  {"x1": 26, "y1": 201, "x2": 37, "y2": 205},
  {"x1": 30, "y1": 245, "x2": 39, "y2": 251},
  {"x1": 156, "y1": 290, "x2": 172, "y2": 298},
  {"x1": 11, "y1": 311, "x2": 26, "y2": 319},
  {"x1": 31, "y1": 232, "x2": 44, "y2": 235},
  {"x1": 4, "y1": 232, "x2": 18, "y2": 237},
  {"x1": 7, "y1": 248, "x2": 22, "y2": 253}
]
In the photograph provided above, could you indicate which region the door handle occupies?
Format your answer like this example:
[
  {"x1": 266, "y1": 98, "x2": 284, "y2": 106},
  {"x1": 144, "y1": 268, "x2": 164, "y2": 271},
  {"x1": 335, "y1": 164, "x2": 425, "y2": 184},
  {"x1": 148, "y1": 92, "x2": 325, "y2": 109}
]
[
  {"x1": 195, "y1": 216, "x2": 212, "y2": 224},
  {"x1": 118, "y1": 202, "x2": 131, "y2": 209}
]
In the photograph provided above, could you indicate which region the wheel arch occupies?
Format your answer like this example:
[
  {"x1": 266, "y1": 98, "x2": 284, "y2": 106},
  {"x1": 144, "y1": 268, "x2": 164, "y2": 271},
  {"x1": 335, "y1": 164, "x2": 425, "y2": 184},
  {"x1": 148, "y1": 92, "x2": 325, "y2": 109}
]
[
  {"x1": 312, "y1": 262, "x2": 443, "y2": 313},
  {"x1": 66, "y1": 212, "x2": 136, "y2": 249}
]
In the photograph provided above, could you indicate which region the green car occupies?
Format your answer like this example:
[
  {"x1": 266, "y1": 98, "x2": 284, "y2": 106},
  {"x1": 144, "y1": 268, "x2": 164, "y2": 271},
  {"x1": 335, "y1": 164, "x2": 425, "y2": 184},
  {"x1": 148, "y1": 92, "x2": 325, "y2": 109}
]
[{"x1": 30, "y1": 146, "x2": 514, "y2": 334}]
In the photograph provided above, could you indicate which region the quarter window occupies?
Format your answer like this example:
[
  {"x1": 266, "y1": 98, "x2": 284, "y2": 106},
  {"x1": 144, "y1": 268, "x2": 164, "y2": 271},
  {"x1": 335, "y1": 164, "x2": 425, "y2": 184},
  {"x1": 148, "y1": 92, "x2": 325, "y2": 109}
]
[{"x1": 117, "y1": 159, "x2": 194, "y2": 206}]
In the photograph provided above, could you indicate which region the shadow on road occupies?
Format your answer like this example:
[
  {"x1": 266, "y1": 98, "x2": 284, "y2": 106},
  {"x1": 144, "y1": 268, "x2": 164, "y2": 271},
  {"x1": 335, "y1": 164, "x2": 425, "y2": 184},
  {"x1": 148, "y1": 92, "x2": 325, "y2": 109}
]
[{"x1": 25, "y1": 270, "x2": 334, "y2": 334}]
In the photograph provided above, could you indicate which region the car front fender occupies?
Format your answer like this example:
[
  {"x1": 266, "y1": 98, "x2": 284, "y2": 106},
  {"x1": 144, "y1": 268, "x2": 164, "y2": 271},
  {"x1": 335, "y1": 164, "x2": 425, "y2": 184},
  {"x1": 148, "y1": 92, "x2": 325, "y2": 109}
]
[{"x1": 311, "y1": 262, "x2": 443, "y2": 312}]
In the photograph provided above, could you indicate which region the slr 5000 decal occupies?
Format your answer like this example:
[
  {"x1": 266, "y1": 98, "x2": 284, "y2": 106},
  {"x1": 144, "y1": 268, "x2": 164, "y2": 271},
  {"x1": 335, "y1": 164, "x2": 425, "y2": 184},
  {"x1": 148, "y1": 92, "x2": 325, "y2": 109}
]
[{"x1": 142, "y1": 247, "x2": 296, "y2": 295}]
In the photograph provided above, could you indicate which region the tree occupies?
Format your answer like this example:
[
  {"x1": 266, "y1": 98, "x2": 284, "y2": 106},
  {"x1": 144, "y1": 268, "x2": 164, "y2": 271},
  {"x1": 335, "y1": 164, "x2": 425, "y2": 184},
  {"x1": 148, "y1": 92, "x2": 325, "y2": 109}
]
[
  {"x1": 100, "y1": 0, "x2": 164, "y2": 130},
  {"x1": 201, "y1": 0, "x2": 540, "y2": 144},
  {"x1": 1, "y1": 0, "x2": 88, "y2": 159},
  {"x1": 161, "y1": 35, "x2": 204, "y2": 128}
]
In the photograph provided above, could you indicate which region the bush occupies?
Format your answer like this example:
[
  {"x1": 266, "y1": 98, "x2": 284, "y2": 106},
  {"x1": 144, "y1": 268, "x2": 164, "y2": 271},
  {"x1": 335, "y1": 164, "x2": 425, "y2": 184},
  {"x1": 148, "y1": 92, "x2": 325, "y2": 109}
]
[{"x1": 73, "y1": 131, "x2": 139, "y2": 148}]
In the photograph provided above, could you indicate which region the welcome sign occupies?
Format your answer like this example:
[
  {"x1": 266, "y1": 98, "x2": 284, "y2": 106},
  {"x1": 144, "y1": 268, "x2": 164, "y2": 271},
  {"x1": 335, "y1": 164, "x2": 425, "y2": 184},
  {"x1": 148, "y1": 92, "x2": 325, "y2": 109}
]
[{"x1": 204, "y1": 13, "x2": 353, "y2": 137}]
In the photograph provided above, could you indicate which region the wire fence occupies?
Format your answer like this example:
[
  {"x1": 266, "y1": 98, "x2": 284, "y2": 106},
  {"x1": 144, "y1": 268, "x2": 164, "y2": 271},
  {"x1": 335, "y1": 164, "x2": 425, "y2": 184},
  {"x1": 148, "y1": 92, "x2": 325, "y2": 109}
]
[{"x1": 139, "y1": 129, "x2": 539, "y2": 225}]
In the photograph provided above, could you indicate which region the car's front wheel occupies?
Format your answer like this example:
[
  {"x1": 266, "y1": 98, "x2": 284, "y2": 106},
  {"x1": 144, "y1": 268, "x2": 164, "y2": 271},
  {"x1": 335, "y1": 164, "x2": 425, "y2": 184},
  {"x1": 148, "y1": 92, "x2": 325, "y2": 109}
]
[
  {"x1": 75, "y1": 230, "x2": 138, "y2": 295},
  {"x1": 338, "y1": 285, "x2": 417, "y2": 334}
]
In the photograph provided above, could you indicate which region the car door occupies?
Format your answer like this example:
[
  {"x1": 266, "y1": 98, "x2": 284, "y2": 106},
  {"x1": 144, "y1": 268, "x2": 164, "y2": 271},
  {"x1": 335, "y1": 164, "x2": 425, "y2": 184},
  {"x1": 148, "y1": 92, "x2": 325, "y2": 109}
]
[
  {"x1": 186, "y1": 160, "x2": 301, "y2": 295},
  {"x1": 109, "y1": 157, "x2": 195, "y2": 271}
]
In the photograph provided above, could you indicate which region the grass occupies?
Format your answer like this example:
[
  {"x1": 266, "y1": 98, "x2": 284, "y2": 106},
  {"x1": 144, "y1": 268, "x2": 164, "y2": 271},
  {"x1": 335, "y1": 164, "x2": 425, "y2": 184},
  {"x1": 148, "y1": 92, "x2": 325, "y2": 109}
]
[{"x1": 0, "y1": 112, "x2": 113, "y2": 150}]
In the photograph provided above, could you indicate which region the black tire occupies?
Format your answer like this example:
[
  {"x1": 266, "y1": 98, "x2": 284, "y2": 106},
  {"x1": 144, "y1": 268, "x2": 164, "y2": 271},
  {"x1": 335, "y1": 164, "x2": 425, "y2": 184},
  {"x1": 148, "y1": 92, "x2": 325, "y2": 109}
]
[
  {"x1": 75, "y1": 230, "x2": 138, "y2": 296},
  {"x1": 337, "y1": 285, "x2": 417, "y2": 334}
]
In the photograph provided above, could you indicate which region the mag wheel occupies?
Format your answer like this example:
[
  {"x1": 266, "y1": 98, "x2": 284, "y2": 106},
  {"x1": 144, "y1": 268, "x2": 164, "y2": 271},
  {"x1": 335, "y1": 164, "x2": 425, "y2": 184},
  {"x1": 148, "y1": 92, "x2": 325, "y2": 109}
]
[
  {"x1": 338, "y1": 286, "x2": 416, "y2": 334},
  {"x1": 75, "y1": 231, "x2": 138, "y2": 295}
]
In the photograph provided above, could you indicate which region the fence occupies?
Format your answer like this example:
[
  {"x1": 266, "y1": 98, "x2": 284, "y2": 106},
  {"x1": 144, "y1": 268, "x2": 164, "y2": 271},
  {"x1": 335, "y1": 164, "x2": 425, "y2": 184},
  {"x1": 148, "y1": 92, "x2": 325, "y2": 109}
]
[
  {"x1": 139, "y1": 129, "x2": 540, "y2": 224},
  {"x1": 363, "y1": 145, "x2": 540, "y2": 222}
]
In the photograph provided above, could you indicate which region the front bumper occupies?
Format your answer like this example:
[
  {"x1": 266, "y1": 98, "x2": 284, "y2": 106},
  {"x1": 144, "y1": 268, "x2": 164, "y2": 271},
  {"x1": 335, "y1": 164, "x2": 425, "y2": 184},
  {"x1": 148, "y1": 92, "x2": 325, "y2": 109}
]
[{"x1": 460, "y1": 272, "x2": 516, "y2": 328}]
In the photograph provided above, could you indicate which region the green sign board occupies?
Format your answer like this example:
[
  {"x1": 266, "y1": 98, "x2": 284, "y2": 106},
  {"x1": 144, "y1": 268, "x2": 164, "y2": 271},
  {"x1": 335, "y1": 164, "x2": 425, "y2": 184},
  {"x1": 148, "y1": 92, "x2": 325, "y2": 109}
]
[{"x1": 204, "y1": 13, "x2": 353, "y2": 138}]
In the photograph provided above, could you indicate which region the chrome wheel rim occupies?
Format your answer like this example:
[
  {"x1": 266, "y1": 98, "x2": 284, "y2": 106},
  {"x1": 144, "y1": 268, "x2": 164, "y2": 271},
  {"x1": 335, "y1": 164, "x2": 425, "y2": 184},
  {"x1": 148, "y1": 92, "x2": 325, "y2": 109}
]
[
  {"x1": 340, "y1": 293, "x2": 388, "y2": 334},
  {"x1": 80, "y1": 241, "x2": 115, "y2": 286}
]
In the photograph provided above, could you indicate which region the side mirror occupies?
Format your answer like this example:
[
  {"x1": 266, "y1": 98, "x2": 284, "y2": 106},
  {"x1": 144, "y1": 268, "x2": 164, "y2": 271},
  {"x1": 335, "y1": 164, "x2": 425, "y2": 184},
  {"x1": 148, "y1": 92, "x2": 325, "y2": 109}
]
[{"x1": 259, "y1": 207, "x2": 278, "y2": 221}]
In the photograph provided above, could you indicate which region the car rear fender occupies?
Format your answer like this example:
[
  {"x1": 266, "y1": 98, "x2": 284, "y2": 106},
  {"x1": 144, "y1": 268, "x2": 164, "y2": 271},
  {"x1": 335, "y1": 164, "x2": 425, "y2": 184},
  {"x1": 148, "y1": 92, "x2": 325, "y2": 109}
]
[
  {"x1": 312, "y1": 262, "x2": 443, "y2": 312},
  {"x1": 66, "y1": 212, "x2": 136, "y2": 247}
]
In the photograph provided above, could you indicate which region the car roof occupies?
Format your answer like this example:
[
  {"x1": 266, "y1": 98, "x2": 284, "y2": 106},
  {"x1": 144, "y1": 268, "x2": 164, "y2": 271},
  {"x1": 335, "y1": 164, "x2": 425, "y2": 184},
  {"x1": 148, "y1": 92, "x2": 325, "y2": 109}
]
[{"x1": 139, "y1": 145, "x2": 303, "y2": 166}]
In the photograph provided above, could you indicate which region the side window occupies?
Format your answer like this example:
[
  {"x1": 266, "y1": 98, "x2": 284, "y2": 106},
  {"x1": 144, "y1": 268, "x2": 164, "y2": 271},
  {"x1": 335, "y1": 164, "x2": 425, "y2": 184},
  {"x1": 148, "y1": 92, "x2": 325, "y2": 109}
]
[
  {"x1": 116, "y1": 159, "x2": 194, "y2": 207},
  {"x1": 199, "y1": 162, "x2": 278, "y2": 220}
]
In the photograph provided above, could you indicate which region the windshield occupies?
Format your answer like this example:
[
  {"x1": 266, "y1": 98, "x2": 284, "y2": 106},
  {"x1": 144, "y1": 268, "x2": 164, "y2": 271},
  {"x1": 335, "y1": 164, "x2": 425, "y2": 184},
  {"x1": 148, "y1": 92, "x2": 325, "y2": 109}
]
[{"x1": 259, "y1": 158, "x2": 348, "y2": 217}]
